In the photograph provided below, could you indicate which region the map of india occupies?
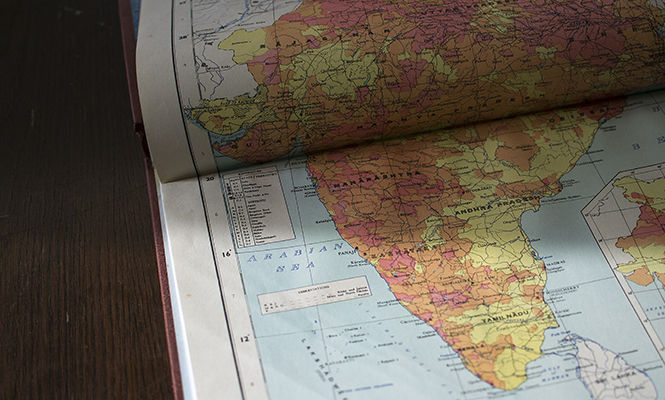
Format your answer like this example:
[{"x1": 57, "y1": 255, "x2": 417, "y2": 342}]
[
  {"x1": 306, "y1": 100, "x2": 624, "y2": 389},
  {"x1": 187, "y1": 0, "x2": 665, "y2": 165},
  {"x1": 614, "y1": 176, "x2": 665, "y2": 289}
]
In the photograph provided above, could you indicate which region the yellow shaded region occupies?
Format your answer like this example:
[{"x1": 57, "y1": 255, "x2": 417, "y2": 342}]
[
  {"x1": 494, "y1": 345, "x2": 541, "y2": 389},
  {"x1": 219, "y1": 28, "x2": 268, "y2": 64},
  {"x1": 301, "y1": 25, "x2": 328, "y2": 37},
  {"x1": 284, "y1": 41, "x2": 378, "y2": 99},
  {"x1": 617, "y1": 243, "x2": 665, "y2": 282},
  {"x1": 615, "y1": 176, "x2": 665, "y2": 212},
  {"x1": 188, "y1": 86, "x2": 277, "y2": 136},
  {"x1": 460, "y1": 212, "x2": 540, "y2": 273},
  {"x1": 448, "y1": 282, "x2": 549, "y2": 344},
  {"x1": 421, "y1": 215, "x2": 447, "y2": 247},
  {"x1": 595, "y1": 69, "x2": 617, "y2": 84},
  {"x1": 380, "y1": 37, "x2": 394, "y2": 54},
  {"x1": 421, "y1": 49, "x2": 458, "y2": 81},
  {"x1": 536, "y1": 46, "x2": 558, "y2": 59},
  {"x1": 397, "y1": 50, "x2": 412, "y2": 61},
  {"x1": 448, "y1": 292, "x2": 555, "y2": 389},
  {"x1": 435, "y1": 110, "x2": 600, "y2": 197},
  {"x1": 503, "y1": 70, "x2": 544, "y2": 99},
  {"x1": 414, "y1": 264, "x2": 424, "y2": 274},
  {"x1": 517, "y1": 112, "x2": 600, "y2": 183}
]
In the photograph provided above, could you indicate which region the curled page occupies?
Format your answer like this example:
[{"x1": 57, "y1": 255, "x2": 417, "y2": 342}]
[{"x1": 137, "y1": 0, "x2": 665, "y2": 181}]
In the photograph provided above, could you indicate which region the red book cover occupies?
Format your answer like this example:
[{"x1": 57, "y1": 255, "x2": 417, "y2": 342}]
[{"x1": 117, "y1": 1, "x2": 184, "y2": 398}]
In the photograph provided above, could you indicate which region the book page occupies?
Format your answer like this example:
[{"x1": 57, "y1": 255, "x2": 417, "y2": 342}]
[
  {"x1": 137, "y1": 0, "x2": 665, "y2": 182},
  {"x1": 135, "y1": 0, "x2": 665, "y2": 398},
  {"x1": 161, "y1": 89, "x2": 665, "y2": 399}
]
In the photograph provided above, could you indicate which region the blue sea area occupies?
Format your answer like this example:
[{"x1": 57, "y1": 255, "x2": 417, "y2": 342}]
[{"x1": 233, "y1": 158, "x2": 468, "y2": 399}]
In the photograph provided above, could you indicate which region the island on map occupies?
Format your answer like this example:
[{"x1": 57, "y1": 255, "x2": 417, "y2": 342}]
[{"x1": 567, "y1": 336, "x2": 657, "y2": 400}]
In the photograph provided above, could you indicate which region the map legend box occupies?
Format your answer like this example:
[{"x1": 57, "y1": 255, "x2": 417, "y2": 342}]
[{"x1": 224, "y1": 167, "x2": 295, "y2": 248}]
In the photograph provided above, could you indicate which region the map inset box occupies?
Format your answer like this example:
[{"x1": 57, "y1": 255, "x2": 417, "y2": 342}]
[{"x1": 582, "y1": 163, "x2": 665, "y2": 363}]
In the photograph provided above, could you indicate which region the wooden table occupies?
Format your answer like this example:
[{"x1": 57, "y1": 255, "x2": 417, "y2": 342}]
[{"x1": 1, "y1": 0, "x2": 174, "y2": 397}]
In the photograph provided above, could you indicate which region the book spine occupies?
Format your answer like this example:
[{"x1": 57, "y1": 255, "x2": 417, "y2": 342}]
[
  {"x1": 117, "y1": 1, "x2": 184, "y2": 398},
  {"x1": 117, "y1": 0, "x2": 149, "y2": 156}
]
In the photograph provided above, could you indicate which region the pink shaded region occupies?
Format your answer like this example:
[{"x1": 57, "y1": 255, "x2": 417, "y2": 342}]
[
  {"x1": 513, "y1": 0, "x2": 627, "y2": 67},
  {"x1": 397, "y1": 59, "x2": 427, "y2": 93},
  {"x1": 338, "y1": 220, "x2": 384, "y2": 247},
  {"x1": 247, "y1": 49, "x2": 280, "y2": 84},
  {"x1": 631, "y1": 205, "x2": 665, "y2": 238},
  {"x1": 332, "y1": 202, "x2": 348, "y2": 224},
  {"x1": 408, "y1": 4, "x2": 475, "y2": 53},
  {"x1": 356, "y1": 86, "x2": 370, "y2": 103},
  {"x1": 418, "y1": 311, "x2": 434, "y2": 322},
  {"x1": 378, "y1": 248, "x2": 416, "y2": 285}
]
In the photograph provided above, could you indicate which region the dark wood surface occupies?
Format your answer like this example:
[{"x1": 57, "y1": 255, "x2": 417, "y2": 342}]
[{"x1": 1, "y1": 0, "x2": 174, "y2": 398}]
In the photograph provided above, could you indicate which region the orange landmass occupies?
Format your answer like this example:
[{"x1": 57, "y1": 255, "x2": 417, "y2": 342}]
[
  {"x1": 307, "y1": 101, "x2": 619, "y2": 388},
  {"x1": 626, "y1": 266, "x2": 655, "y2": 286}
]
